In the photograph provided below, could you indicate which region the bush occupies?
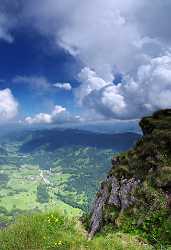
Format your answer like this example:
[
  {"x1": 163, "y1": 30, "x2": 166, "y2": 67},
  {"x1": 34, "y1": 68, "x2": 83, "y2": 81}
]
[
  {"x1": 120, "y1": 209, "x2": 171, "y2": 248},
  {"x1": 0, "y1": 173, "x2": 9, "y2": 186},
  {"x1": 36, "y1": 183, "x2": 49, "y2": 203}
]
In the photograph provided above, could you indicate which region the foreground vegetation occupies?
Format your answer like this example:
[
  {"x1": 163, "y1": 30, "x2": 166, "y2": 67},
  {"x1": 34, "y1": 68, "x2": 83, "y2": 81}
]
[
  {"x1": 0, "y1": 210, "x2": 152, "y2": 250},
  {"x1": 0, "y1": 112, "x2": 171, "y2": 249},
  {"x1": 87, "y1": 110, "x2": 171, "y2": 249}
]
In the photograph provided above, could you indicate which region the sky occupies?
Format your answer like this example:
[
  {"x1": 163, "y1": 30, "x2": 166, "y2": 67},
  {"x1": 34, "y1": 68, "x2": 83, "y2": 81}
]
[{"x1": 0, "y1": 0, "x2": 171, "y2": 128}]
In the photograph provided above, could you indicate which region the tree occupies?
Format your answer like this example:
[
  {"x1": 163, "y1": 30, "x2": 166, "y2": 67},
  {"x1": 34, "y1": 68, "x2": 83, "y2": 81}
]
[{"x1": 36, "y1": 183, "x2": 49, "y2": 203}]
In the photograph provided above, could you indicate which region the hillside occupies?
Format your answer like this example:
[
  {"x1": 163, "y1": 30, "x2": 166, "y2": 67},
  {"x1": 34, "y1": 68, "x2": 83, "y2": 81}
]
[
  {"x1": 88, "y1": 110, "x2": 171, "y2": 247},
  {"x1": 0, "y1": 210, "x2": 152, "y2": 250},
  {"x1": 0, "y1": 129, "x2": 139, "y2": 220},
  {"x1": 0, "y1": 111, "x2": 170, "y2": 249},
  {"x1": 1, "y1": 129, "x2": 140, "y2": 153}
]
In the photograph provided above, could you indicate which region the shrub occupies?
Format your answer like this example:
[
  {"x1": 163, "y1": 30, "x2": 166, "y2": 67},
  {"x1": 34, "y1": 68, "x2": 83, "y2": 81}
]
[{"x1": 36, "y1": 183, "x2": 49, "y2": 203}]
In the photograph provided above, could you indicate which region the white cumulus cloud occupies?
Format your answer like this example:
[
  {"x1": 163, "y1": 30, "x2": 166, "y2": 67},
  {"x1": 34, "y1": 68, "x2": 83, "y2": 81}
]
[
  {"x1": 76, "y1": 54, "x2": 171, "y2": 119},
  {"x1": 25, "y1": 105, "x2": 81, "y2": 125},
  {"x1": 13, "y1": 76, "x2": 72, "y2": 93},
  {"x1": 25, "y1": 113, "x2": 52, "y2": 125},
  {"x1": 0, "y1": 89, "x2": 19, "y2": 122},
  {"x1": 2, "y1": 0, "x2": 171, "y2": 119},
  {"x1": 20, "y1": 0, "x2": 171, "y2": 119},
  {"x1": 53, "y1": 82, "x2": 72, "y2": 91}
]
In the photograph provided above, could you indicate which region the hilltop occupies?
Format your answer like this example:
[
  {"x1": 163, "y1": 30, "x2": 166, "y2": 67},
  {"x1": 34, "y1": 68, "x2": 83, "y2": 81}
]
[{"x1": 88, "y1": 110, "x2": 171, "y2": 247}]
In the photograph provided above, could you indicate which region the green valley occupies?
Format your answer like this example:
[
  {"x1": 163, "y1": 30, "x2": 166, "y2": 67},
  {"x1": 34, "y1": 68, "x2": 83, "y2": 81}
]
[{"x1": 0, "y1": 145, "x2": 114, "y2": 220}]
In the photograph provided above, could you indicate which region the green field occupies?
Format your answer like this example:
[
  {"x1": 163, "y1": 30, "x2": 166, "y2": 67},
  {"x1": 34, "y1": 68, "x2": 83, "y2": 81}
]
[{"x1": 0, "y1": 144, "x2": 113, "y2": 219}]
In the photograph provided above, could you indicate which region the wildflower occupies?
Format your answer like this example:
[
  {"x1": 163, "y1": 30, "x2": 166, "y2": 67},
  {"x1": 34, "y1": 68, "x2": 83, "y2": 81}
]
[{"x1": 58, "y1": 241, "x2": 62, "y2": 246}]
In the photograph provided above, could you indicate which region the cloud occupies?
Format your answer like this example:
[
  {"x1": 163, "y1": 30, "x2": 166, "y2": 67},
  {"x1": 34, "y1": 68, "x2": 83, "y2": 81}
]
[
  {"x1": 0, "y1": 0, "x2": 21, "y2": 43},
  {"x1": 2, "y1": 0, "x2": 171, "y2": 119},
  {"x1": 21, "y1": 0, "x2": 142, "y2": 81},
  {"x1": 13, "y1": 76, "x2": 50, "y2": 91},
  {"x1": 25, "y1": 113, "x2": 52, "y2": 125},
  {"x1": 0, "y1": 14, "x2": 14, "y2": 43},
  {"x1": 0, "y1": 89, "x2": 19, "y2": 122},
  {"x1": 13, "y1": 76, "x2": 72, "y2": 92},
  {"x1": 76, "y1": 54, "x2": 171, "y2": 119},
  {"x1": 24, "y1": 105, "x2": 81, "y2": 125},
  {"x1": 53, "y1": 82, "x2": 72, "y2": 91},
  {"x1": 135, "y1": 1, "x2": 171, "y2": 45},
  {"x1": 20, "y1": 0, "x2": 171, "y2": 119}
]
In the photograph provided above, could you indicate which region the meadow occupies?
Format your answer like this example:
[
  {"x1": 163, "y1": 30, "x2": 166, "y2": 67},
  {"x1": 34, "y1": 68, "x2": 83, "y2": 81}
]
[
  {"x1": 0, "y1": 210, "x2": 153, "y2": 250},
  {"x1": 0, "y1": 142, "x2": 113, "y2": 220}
]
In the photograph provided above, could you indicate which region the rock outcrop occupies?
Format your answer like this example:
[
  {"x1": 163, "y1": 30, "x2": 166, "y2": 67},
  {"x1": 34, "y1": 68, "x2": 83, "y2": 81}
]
[
  {"x1": 88, "y1": 110, "x2": 171, "y2": 244},
  {"x1": 89, "y1": 177, "x2": 139, "y2": 239}
]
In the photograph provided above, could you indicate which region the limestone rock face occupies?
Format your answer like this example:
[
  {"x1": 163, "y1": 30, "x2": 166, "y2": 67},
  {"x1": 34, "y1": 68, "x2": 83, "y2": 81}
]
[
  {"x1": 89, "y1": 182, "x2": 110, "y2": 239},
  {"x1": 89, "y1": 110, "x2": 171, "y2": 240},
  {"x1": 108, "y1": 177, "x2": 120, "y2": 207},
  {"x1": 119, "y1": 178, "x2": 140, "y2": 212},
  {"x1": 89, "y1": 176, "x2": 139, "y2": 238}
]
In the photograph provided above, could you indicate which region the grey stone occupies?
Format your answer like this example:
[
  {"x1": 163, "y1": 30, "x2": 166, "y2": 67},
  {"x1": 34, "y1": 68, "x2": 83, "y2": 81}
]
[{"x1": 88, "y1": 177, "x2": 140, "y2": 238}]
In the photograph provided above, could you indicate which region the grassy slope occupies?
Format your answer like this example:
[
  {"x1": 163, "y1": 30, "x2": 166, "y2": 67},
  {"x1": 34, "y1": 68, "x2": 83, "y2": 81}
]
[
  {"x1": 0, "y1": 210, "x2": 152, "y2": 250},
  {"x1": 87, "y1": 110, "x2": 171, "y2": 248}
]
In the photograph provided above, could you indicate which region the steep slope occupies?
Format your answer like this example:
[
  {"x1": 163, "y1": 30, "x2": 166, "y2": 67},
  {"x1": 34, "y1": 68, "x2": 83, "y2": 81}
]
[
  {"x1": 88, "y1": 110, "x2": 171, "y2": 246},
  {"x1": 0, "y1": 210, "x2": 152, "y2": 250}
]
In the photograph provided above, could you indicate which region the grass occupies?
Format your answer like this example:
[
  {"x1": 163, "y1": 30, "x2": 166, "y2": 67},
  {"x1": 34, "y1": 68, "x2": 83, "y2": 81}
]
[
  {"x1": 0, "y1": 146, "x2": 114, "y2": 215},
  {"x1": 0, "y1": 165, "x2": 81, "y2": 217},
  {"x1": 0, "y1": 210, "x2": 152, "y2": 250}
]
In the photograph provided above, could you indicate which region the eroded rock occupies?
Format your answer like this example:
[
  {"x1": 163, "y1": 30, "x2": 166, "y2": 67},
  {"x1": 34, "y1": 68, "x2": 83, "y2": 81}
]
[
  {"x1": 119, "y1": 178, "x2": 140, "y2": 212},
  {"x1": 88, "y1": 177, "x2": 140, "y2": 238},
  {"x1": 108, "y1": 177, "x2": 120, "y2": 207},
  {"x1": 88, "y1": 182, "x2": 109, "y2": 239}
]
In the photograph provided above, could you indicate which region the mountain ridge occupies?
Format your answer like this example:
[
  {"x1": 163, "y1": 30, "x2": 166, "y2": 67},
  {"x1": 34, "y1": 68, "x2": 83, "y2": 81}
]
[
  {"x1": 0, "y1": 128, "x2": 140, "y2": 153},
  {"x1": 88, "y1": 109, "x2": 171, "y2": 246},
  {"x1": 20, "y1": 130, "x2": 140, "y2": 153}
]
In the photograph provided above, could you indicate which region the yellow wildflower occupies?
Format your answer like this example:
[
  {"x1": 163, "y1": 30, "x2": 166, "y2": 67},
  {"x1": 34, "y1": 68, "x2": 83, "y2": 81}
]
[{"x1": 58, "y1": 241, "x2": 62, "y2": 246}]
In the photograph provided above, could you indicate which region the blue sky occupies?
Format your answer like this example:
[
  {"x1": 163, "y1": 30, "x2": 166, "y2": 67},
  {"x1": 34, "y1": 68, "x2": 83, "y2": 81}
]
[
  {"x1": 0, "y1": 0, "x2": 171, "y2": 127},
  {"x1": 0, "y1": 30, "x2": 81, "y2": 117}
]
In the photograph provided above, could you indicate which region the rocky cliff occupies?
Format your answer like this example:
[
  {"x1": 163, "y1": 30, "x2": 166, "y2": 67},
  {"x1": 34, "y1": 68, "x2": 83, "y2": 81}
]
[{"x1": 88, "y1": 110, "x2": 171, "y2": 246}]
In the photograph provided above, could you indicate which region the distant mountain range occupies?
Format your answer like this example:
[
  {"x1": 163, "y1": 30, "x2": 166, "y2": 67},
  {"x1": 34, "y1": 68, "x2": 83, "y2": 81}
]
[{"x1": 1, "y1": 128, "x2": 141, "y2": 153}]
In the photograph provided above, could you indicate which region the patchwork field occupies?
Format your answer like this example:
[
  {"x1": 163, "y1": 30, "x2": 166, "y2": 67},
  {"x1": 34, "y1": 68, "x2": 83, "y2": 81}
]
[{"x1": 0, "y1": 145, "x2": 113, "y2": 220}]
